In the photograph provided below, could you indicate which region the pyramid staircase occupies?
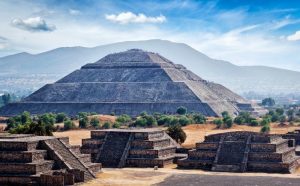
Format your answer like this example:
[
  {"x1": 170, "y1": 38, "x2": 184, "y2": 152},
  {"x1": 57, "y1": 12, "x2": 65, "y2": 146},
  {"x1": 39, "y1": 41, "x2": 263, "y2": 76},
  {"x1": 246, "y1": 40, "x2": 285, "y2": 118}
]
[
  {"x1": 178, "y1": 131, "x2": 300, "y2": 173},
  {"x1": 81, "y1": 129, "x2": 177, "y2": 168},
  {"x1": 0, "y1": 134, "x2": 101, "y2": 186}
]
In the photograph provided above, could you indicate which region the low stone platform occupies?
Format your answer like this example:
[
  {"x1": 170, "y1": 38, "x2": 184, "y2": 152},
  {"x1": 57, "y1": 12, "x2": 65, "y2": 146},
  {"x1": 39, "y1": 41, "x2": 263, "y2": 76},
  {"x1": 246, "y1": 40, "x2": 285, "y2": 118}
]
[
  {"x1": 81, "y1": 129, "x2": 179, "y2": 168},
  {"x1": 0, "y1": 134, "x2": 101, "y2": 186},
  {"x1": 283, "y1": 130, "x2": 300, "y2": 155},
  {"x1": 177, "y1": 131, "x2": 300, "y2": 173}
]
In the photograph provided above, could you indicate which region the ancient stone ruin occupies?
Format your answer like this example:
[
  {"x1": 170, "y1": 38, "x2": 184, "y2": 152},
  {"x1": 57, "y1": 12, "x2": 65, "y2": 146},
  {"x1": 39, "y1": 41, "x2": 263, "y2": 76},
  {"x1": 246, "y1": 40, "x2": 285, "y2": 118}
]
[
  {"x1": 283, "y1": 129, "x2": 300, "y2": 155},
  {"x1": 178, "y1": 131, "x2": 300, "y2": 173},
  {"x1": 0, "y1": 134, "x2": 101, "y2": 186},
  {"x1": 81, "y1": 129, "x2": 179, "y2": 168},
  {"x1": 0, "y1": 49, "x2": 265, "y2": 117}
]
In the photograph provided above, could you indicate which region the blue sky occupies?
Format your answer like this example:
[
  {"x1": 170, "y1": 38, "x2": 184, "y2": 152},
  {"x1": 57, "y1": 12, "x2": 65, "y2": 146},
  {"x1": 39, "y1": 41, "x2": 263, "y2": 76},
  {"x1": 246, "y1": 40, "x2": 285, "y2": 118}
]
[{"x1": 0, "y1": 0, "x2": 300, "y2": 71}]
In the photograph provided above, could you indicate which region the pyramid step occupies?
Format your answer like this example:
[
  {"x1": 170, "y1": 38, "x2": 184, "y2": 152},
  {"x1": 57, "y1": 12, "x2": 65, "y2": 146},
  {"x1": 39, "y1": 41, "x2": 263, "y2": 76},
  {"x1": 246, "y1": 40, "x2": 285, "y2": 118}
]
[
  {"x1": 0, "y1": 160, "x2": 54, "y2": 175},
  {"x1": 212, "y1": 164, "x2": 241, "y2": 172},
  {"x1": 0, "y1": 150, "x2": 47, "y2": 163}
]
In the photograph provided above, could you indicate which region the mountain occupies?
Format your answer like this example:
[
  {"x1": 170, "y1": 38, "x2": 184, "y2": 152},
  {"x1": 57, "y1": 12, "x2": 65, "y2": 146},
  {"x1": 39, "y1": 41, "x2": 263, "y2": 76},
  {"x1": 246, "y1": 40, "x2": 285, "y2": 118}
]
[{"x1": 0, "y1": 39, "x2": 299, "y2": 96}]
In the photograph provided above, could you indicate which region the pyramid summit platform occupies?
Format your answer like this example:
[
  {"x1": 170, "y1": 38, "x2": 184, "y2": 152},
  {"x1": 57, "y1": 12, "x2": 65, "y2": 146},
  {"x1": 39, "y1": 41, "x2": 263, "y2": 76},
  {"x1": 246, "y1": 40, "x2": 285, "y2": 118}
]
[{"x1": 0, "y1": 49, "x2": 264, "y2": 116}]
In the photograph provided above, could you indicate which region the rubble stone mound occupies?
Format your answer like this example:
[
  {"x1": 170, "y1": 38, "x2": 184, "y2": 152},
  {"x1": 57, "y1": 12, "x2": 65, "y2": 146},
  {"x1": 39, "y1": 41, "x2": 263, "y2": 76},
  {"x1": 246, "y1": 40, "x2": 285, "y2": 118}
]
[
  {"x1": 81, "y1": 129, "x2": 179, "y2": 168},
  {"x1": 177, "y1": 131, "x2": 300, "y2": 173},
  {"x1": 0, "y1": 134, "x2": 101, "y2": 186},
  {"x1": 0, "y1": 49, "x2": 265, "y2": 117}
]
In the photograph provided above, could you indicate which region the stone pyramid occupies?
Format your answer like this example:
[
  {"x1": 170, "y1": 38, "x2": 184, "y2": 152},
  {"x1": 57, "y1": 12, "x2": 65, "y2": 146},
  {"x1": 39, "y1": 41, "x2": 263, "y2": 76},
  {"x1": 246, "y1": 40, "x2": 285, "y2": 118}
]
[{"x1": 0, "y1": 49, "x2": 263, "y2": 116}]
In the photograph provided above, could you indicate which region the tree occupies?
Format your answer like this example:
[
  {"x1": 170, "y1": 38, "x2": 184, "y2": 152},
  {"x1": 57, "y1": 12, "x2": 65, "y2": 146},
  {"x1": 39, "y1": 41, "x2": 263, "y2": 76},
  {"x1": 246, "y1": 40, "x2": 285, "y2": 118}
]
[
  {"x1": 262, "y1": 98, "x2": 275, "y2": 107},
  {"x1": 112, "y1": 122, "x2": 121, "y2": 128},
  {"x1": 167, "y1": 125, "x2": 186, "y2": 144},
  {"x1": 279, "y1": 115, "x2": 286, "y2": 124},
  {"x1": 21, "y1": 111, "x2": 31, "y2": 124},
  {"x1": 10, "y1": 121, "x2": 54, "y2": 136},
  {"x1": 234, "y1": 116, "x2": 244, "y2": 125},
  {"x1": 178, "y1": 116, "x2": 191, "y2": 126},
  {"x1": 287, "y1": 109, "x2": 295, "y2": 122},
  {"x1": 90, "y1": 117, "x2": 100, "y2": 128},
  {"x1": 144, "y1": 115, "x2": 157, "y2": 127},
  {"x1": 224, "y1": 118, "x2": 233, "y2": 128},
  {"x1": 39, "y1": 113, "x2": 56, "y2": 126},
  {"x1": 64, "y1": 119, "x2": 75, "y2": 130},
  {"x1": 260, "y1": 124, "x2": 270, "y2": 133},
  {"x1": 275, "y1": 108, "x2": 284, "y2": 115},
  {"x1": 213, "y1": 119, "x2": 223, "y2": 128},
  {"x1": 116, "y1": 114, "x2": 131, "y2": 124},
  {"x1": 249, "y1": 119, "x2": 259, "y2": 126},
  {"x1": 176, "y1": 106, "x2": 187, "y2": 115},
  {"x1": 221, "y1": 111, "x2": 229, "y2": 118},
  {"x1": 56, "y1": 113, "x2": 67, "y2": 123},
  {"x1": 79, "y1": 115, "x2": 89, "y2": 128},
  {"x1": 134, "y1": 117, "x2": 147, "y2": 127},
  {"x1": 192, "y1": 113, "x2": 206, "y2": 124},
  {"x1": 102, "y1": 122, "x2": 111, "y2": 129},
  {"x1": 1, "y1": 94, "x2": 11, "y2": 105}
]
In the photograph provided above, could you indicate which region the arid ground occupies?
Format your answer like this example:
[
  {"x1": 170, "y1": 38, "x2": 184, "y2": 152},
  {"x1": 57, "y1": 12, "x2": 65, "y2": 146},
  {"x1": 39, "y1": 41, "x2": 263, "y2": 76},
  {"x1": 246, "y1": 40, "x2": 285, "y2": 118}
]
[{"x1": 54, "y1": 123, "x2": 300, "y2": 148}]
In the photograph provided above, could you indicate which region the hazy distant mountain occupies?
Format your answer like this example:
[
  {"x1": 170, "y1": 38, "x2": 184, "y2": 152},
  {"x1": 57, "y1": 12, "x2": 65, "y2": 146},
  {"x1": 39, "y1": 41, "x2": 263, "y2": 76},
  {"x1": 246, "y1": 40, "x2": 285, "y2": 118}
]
[{"x1": 0, "y1": 39, "x2": 299, "y2": 96}]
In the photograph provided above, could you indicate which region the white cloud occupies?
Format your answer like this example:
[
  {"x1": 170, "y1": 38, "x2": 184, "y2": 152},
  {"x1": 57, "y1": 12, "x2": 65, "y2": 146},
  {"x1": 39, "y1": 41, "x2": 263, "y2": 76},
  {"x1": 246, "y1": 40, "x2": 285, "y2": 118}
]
[
  {"x1": 69, "y1": 9, "x2": 81, "y2": 15},
  {"x1": 287, "y1": 31, "x2": 300, "y2": 41},
  {"x1": 11, "y1": 17, "x2": 56, "y2": 32},
  {"x1": 105, "y1": 12, "x2": 166, "y2": 24}
]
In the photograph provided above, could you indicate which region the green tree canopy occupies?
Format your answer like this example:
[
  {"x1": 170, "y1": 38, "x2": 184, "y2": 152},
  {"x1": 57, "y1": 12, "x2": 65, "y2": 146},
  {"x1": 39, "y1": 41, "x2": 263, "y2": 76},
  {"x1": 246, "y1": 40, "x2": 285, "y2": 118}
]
[
  {"x1": 262, "y1": 98, "x2": 275, "y2": 107},
  {"x1": 167, "y1": 125, "x2": 186, "y2": 144}
]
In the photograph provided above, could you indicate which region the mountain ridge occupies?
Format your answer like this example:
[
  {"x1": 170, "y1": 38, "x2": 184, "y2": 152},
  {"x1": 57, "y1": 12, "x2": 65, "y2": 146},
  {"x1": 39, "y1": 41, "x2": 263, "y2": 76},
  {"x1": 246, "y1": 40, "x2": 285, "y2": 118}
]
[{"x1": 0, "y1": 39, "x2": 299, "y2": 95}]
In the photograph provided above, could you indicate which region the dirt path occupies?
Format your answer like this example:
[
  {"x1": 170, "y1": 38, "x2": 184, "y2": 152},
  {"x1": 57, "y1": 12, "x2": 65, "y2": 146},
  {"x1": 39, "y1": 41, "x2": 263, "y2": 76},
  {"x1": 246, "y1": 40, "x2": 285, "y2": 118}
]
[{"x1": 82, "y1": 165, "x2": 300, "y2": 186}]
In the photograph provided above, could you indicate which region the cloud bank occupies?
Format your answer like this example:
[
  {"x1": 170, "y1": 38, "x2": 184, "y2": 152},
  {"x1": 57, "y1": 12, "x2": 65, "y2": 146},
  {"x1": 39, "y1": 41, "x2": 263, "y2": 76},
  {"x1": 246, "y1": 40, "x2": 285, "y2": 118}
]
[
  {"x1": 11, "y1": 17, "x2": 56, "y2": 32},
  {"x1": 287, "y1": 31, "x2": 300, "y2": 41},
  {"x1": 105, "y1": 12, "x2": 166, "y2": 24}
]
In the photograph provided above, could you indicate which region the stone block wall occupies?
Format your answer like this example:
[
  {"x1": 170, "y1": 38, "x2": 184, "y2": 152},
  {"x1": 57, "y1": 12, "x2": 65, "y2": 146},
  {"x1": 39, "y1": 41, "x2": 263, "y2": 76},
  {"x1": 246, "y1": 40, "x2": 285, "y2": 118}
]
[{"x1": 178, "y1": 131, "x2": 300, "y2": 173}]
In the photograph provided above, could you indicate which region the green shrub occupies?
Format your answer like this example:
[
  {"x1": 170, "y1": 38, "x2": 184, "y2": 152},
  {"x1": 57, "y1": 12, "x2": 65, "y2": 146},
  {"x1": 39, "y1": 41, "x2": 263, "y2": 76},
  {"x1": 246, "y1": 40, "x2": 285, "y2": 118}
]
[
  {"x1": 112, "y1": 122, "x2": 121, "y2": 128},
  {"x1": 10, "y1": 121, "x2": 54, "y2": 136},
  {"x1": 213, "y1": 119, "x2": 223, "y2": 128},
  {"x1": 21, "y1": 111, "x2": 31, "y2": 124},
  {"x1": 249, "y1": 119, "x2": 259, "y2": 126},
  {"x1": 144, "y1": 115, "x2": 157, "y2": 127},
  {"x1": 116, "y1": 114, "x2": 131, "y2": 124},
  {"x1": 177, "y1": 106, "x2": 187, "y2": 115},
  {"x1": 157, "y1": 115, "x2": 173, "y2": 126},
  {"x1": 178, "y1": 116, "x2": 191, "y2": 126},
  {"x1": 260, "y1": 118, "x2": 270, "y2": 126},
  {"x1": 167, "y1": 125, "x2": 186, "y2": 144},
  {"x1": 39, "y1": 113, "x2": 56, "y2": 126},
  {"x1": 140, "y1": 111, "x2": 148, "y2": 117},
  {"x1": 134, "y1": 117, "x2": 147, "y2": 127},
  {"x1": 221, "y1": 111, "x2": 229, "y2": 118},
  {"x1": 224, "y1": 118, "x2": 233, "y2": 128},
  {"x1": 110, "y1": 112, "x2": 115, "y2": 116},
  {"x1": 260, "y1": 124, "x2": 270, "y2": 133},
  {"x1": 170, "y1": 117, "x2": 179, "y2": 125},
  {"x1": 79, "y1": 116, "x2": 89, "y2": 128},
  {"x1": 90, "y1": 117, "x2": 100, "y2": 128},
  {"x1": 234, "y1": 116, "x2": 244, "y2": 125},
  {"x1": 56, "y1": 113, "x2": 67, "y2": 123},
  {"x1": 192, "y1": 113, "x2": 206, "y2": 124},
  {"x1": 102, "y1": 122, "x2": 111, "y2": 129},
  {"x1": 64, "y1": 119, "x2": 75, "y2": 130}
]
